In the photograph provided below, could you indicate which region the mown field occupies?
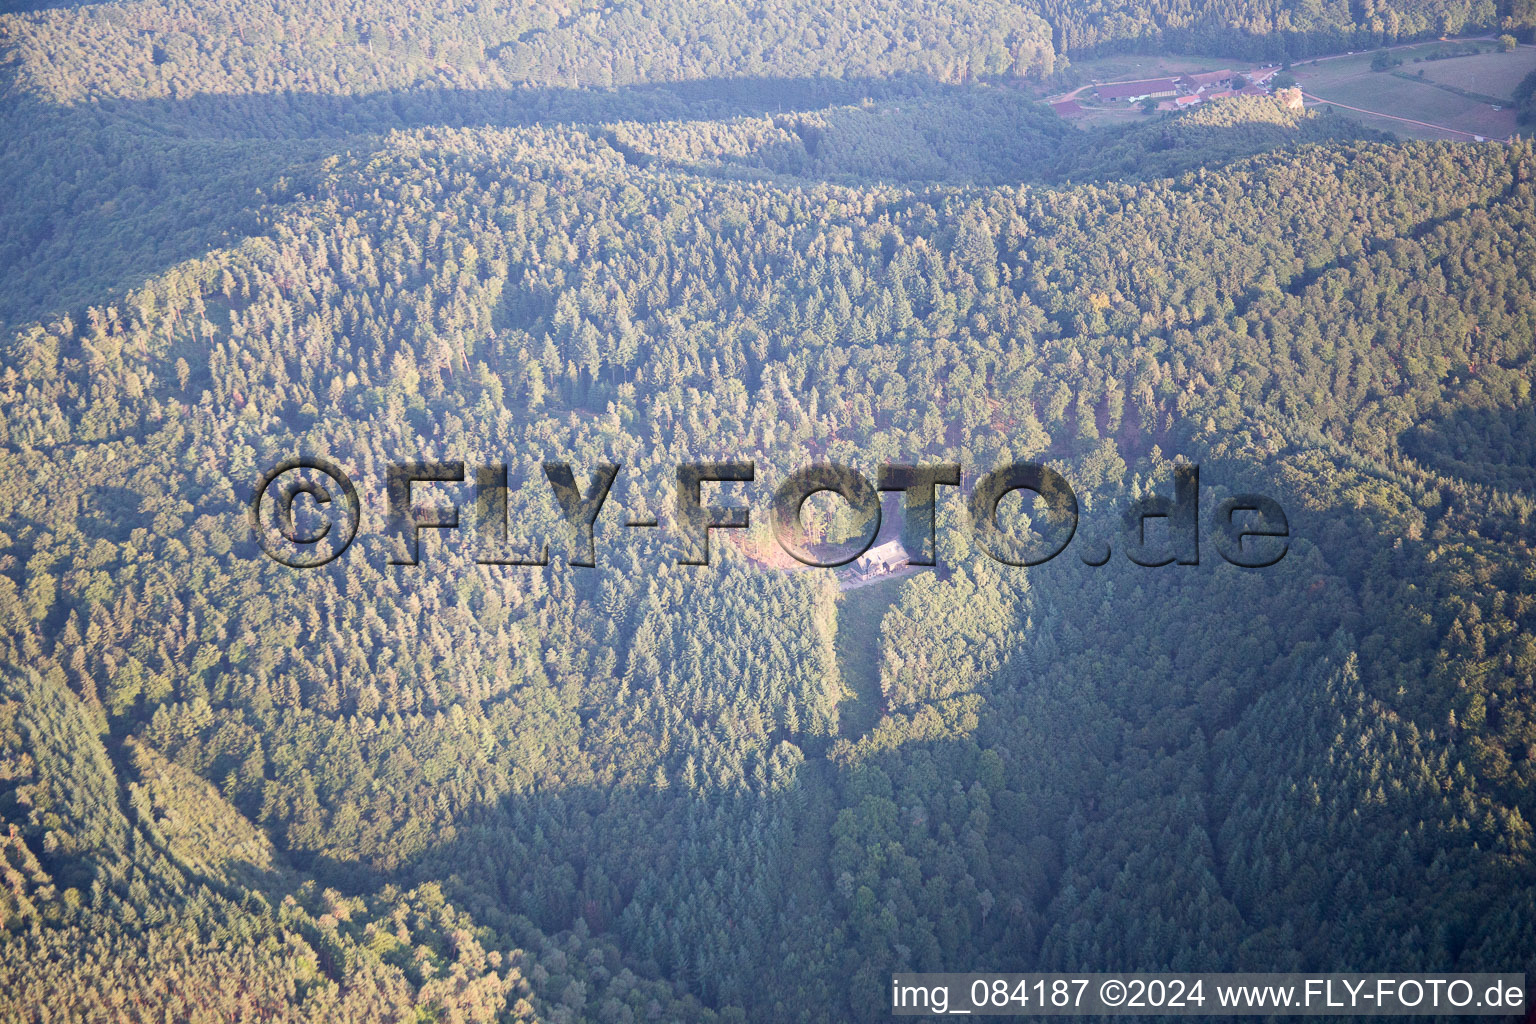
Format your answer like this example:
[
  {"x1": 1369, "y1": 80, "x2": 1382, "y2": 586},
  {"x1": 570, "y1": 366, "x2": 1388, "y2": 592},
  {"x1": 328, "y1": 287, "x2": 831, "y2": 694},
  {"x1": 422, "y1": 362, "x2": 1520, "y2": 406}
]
[
  {"x1": 1414, "y1": 45, "x2": 1536, "y2": 97},
  {"x1": 1292, "y1": 40, "x2": 1530, "y2": 141},
  {"x1": 1046, "y1": 52, "x2": 1238, "y2": 91}
]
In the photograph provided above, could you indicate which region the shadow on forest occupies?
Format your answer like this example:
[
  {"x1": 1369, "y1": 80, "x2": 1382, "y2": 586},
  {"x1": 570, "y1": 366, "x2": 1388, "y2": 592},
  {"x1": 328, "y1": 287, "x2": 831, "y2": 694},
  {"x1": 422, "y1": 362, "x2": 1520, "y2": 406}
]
[
  {"x1": 276, "y1": 732, "x2": 1008, "y2": 1016},
  {"x1": 0, "y1": 62, "x2": 1384, "y2": 331},
  {"x1": 1399, "y1": 402, "x2": 1536, "y2": 499},
  {"x1": 11, "y1": 418, "x2": 1519, "y2": 1017},
  {"x1": 234, "y1": 446, "x2": 1529, "y2": 1019},
  {"x1": 257, "y1": 518, "x2": 1517, "y2": 1019},
  {"x1": 0, "y1": 0, "x2": 102, "y2": 11},
  {"x1": 0, "y1": 15, "x2": 1527, "y2": 1015},
  {"x1": 78, "y1": 485, "x2": 155, "y2": 542}
]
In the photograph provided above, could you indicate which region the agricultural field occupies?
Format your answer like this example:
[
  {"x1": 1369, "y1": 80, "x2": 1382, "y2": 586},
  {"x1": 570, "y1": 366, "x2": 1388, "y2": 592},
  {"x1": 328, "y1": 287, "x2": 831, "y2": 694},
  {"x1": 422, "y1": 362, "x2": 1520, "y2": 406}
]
[
  {"x1": 1413, "y1": 45, "x2": 1536, "y2": 97},
  {"x1": 1291, "y1": 40, "x2": 1530, "y2": 141},
  {"x1": 1061, "y1": 102, "x2": 1163, "y2": 129},
  {"x1": 1045, "y1": 52, "x2": 1237, "y2": 91},
  {"x1": 1300, "y1": 72, "x2": 1517, "y2": 139}
]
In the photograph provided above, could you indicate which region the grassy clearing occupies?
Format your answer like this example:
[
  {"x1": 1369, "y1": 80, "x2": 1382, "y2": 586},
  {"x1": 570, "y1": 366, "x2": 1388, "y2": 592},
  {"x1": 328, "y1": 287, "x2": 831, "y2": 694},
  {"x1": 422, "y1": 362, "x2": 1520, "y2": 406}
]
[
  {"x1": 833, "y1": 582, "x2": 894, "y2": 741},
  {"x1": 1065, "y1": 53, "x2": 1235, "y2": 81},
  {"x1": 1070, "y1": 105, "x2": 1162, "y2": 129},
  {"x1": 1289, "y1": 43, "x2": 1468, "y2": 87},
  {"x1": 1314, "y1": 106, "x2": 1462, "y2": 141},
  {"x1": 1294, "y1": 45, "x2": 1526, "y2": 140},
  {"x1": 1413, "y1": 46, "x2": 1536, "y2": 98},
  {"x1": 1310, "y1": 106, "x2": 1460, "y2": 141},
  {"x1": 1041, "y1": 52, "x2": 1237, "y2": 99},
  {"x1": 1312, "y1": 74, "x2": 1481, "y2": 119}
]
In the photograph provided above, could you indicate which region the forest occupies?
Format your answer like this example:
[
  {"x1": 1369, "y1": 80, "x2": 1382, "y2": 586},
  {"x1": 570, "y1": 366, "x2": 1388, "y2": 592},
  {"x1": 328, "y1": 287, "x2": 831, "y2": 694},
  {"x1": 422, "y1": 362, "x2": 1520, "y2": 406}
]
[{"x1": 1, "y1": 0, "x2": 1535, "y2": 1020}]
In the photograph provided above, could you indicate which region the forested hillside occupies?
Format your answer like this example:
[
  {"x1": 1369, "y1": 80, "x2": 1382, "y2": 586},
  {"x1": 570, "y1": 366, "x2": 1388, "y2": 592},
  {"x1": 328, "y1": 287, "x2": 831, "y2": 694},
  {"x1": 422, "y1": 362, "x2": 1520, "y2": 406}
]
[{"x1": 2, "y1": 0, "x2": 1535, "y2": 1020}]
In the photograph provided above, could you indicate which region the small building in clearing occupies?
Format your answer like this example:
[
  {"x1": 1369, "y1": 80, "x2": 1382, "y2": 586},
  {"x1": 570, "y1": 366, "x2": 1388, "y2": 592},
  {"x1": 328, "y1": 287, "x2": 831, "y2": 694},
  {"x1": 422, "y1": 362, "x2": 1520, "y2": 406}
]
[{"x1": 853, "y1": 540, "x2": 908, "y2": 578}]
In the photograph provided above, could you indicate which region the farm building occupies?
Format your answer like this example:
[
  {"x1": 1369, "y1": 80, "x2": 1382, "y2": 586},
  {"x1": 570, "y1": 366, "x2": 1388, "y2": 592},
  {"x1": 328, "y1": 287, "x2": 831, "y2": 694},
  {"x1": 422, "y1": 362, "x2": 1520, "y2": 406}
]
[
  {"x1": 1179, "y1": 69, "x2": 1235, "y2": 92},
  {"x1": 1094, "y1": 77, "x2": 1178, "y2": 102}
]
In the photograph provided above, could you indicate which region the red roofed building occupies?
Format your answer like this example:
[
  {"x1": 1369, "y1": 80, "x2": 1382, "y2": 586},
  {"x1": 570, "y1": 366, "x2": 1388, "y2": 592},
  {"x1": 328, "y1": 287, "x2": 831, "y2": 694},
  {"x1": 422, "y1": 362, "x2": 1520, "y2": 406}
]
[
  {"x1": 1050, "y1": 99, "x2": 1085, "y2": 116},
  {"x1": 1094, "y1": 78, "x2": 1179, "y2": 102}
]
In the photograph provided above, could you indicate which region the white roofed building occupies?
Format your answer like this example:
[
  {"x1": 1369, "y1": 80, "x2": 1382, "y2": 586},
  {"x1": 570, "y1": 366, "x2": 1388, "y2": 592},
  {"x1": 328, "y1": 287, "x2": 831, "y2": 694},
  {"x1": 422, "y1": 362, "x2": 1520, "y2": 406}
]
[{"x1": 853, "y1": 540, "x2": 908, "y2": 578}]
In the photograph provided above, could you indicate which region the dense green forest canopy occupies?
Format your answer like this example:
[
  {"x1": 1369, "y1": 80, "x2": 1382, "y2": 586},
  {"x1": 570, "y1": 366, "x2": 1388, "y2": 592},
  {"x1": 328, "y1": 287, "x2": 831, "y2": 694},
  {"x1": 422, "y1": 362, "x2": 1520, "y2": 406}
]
[{"x1": 2, "y1": 0, "x2": 1535, "y2": 1021}]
